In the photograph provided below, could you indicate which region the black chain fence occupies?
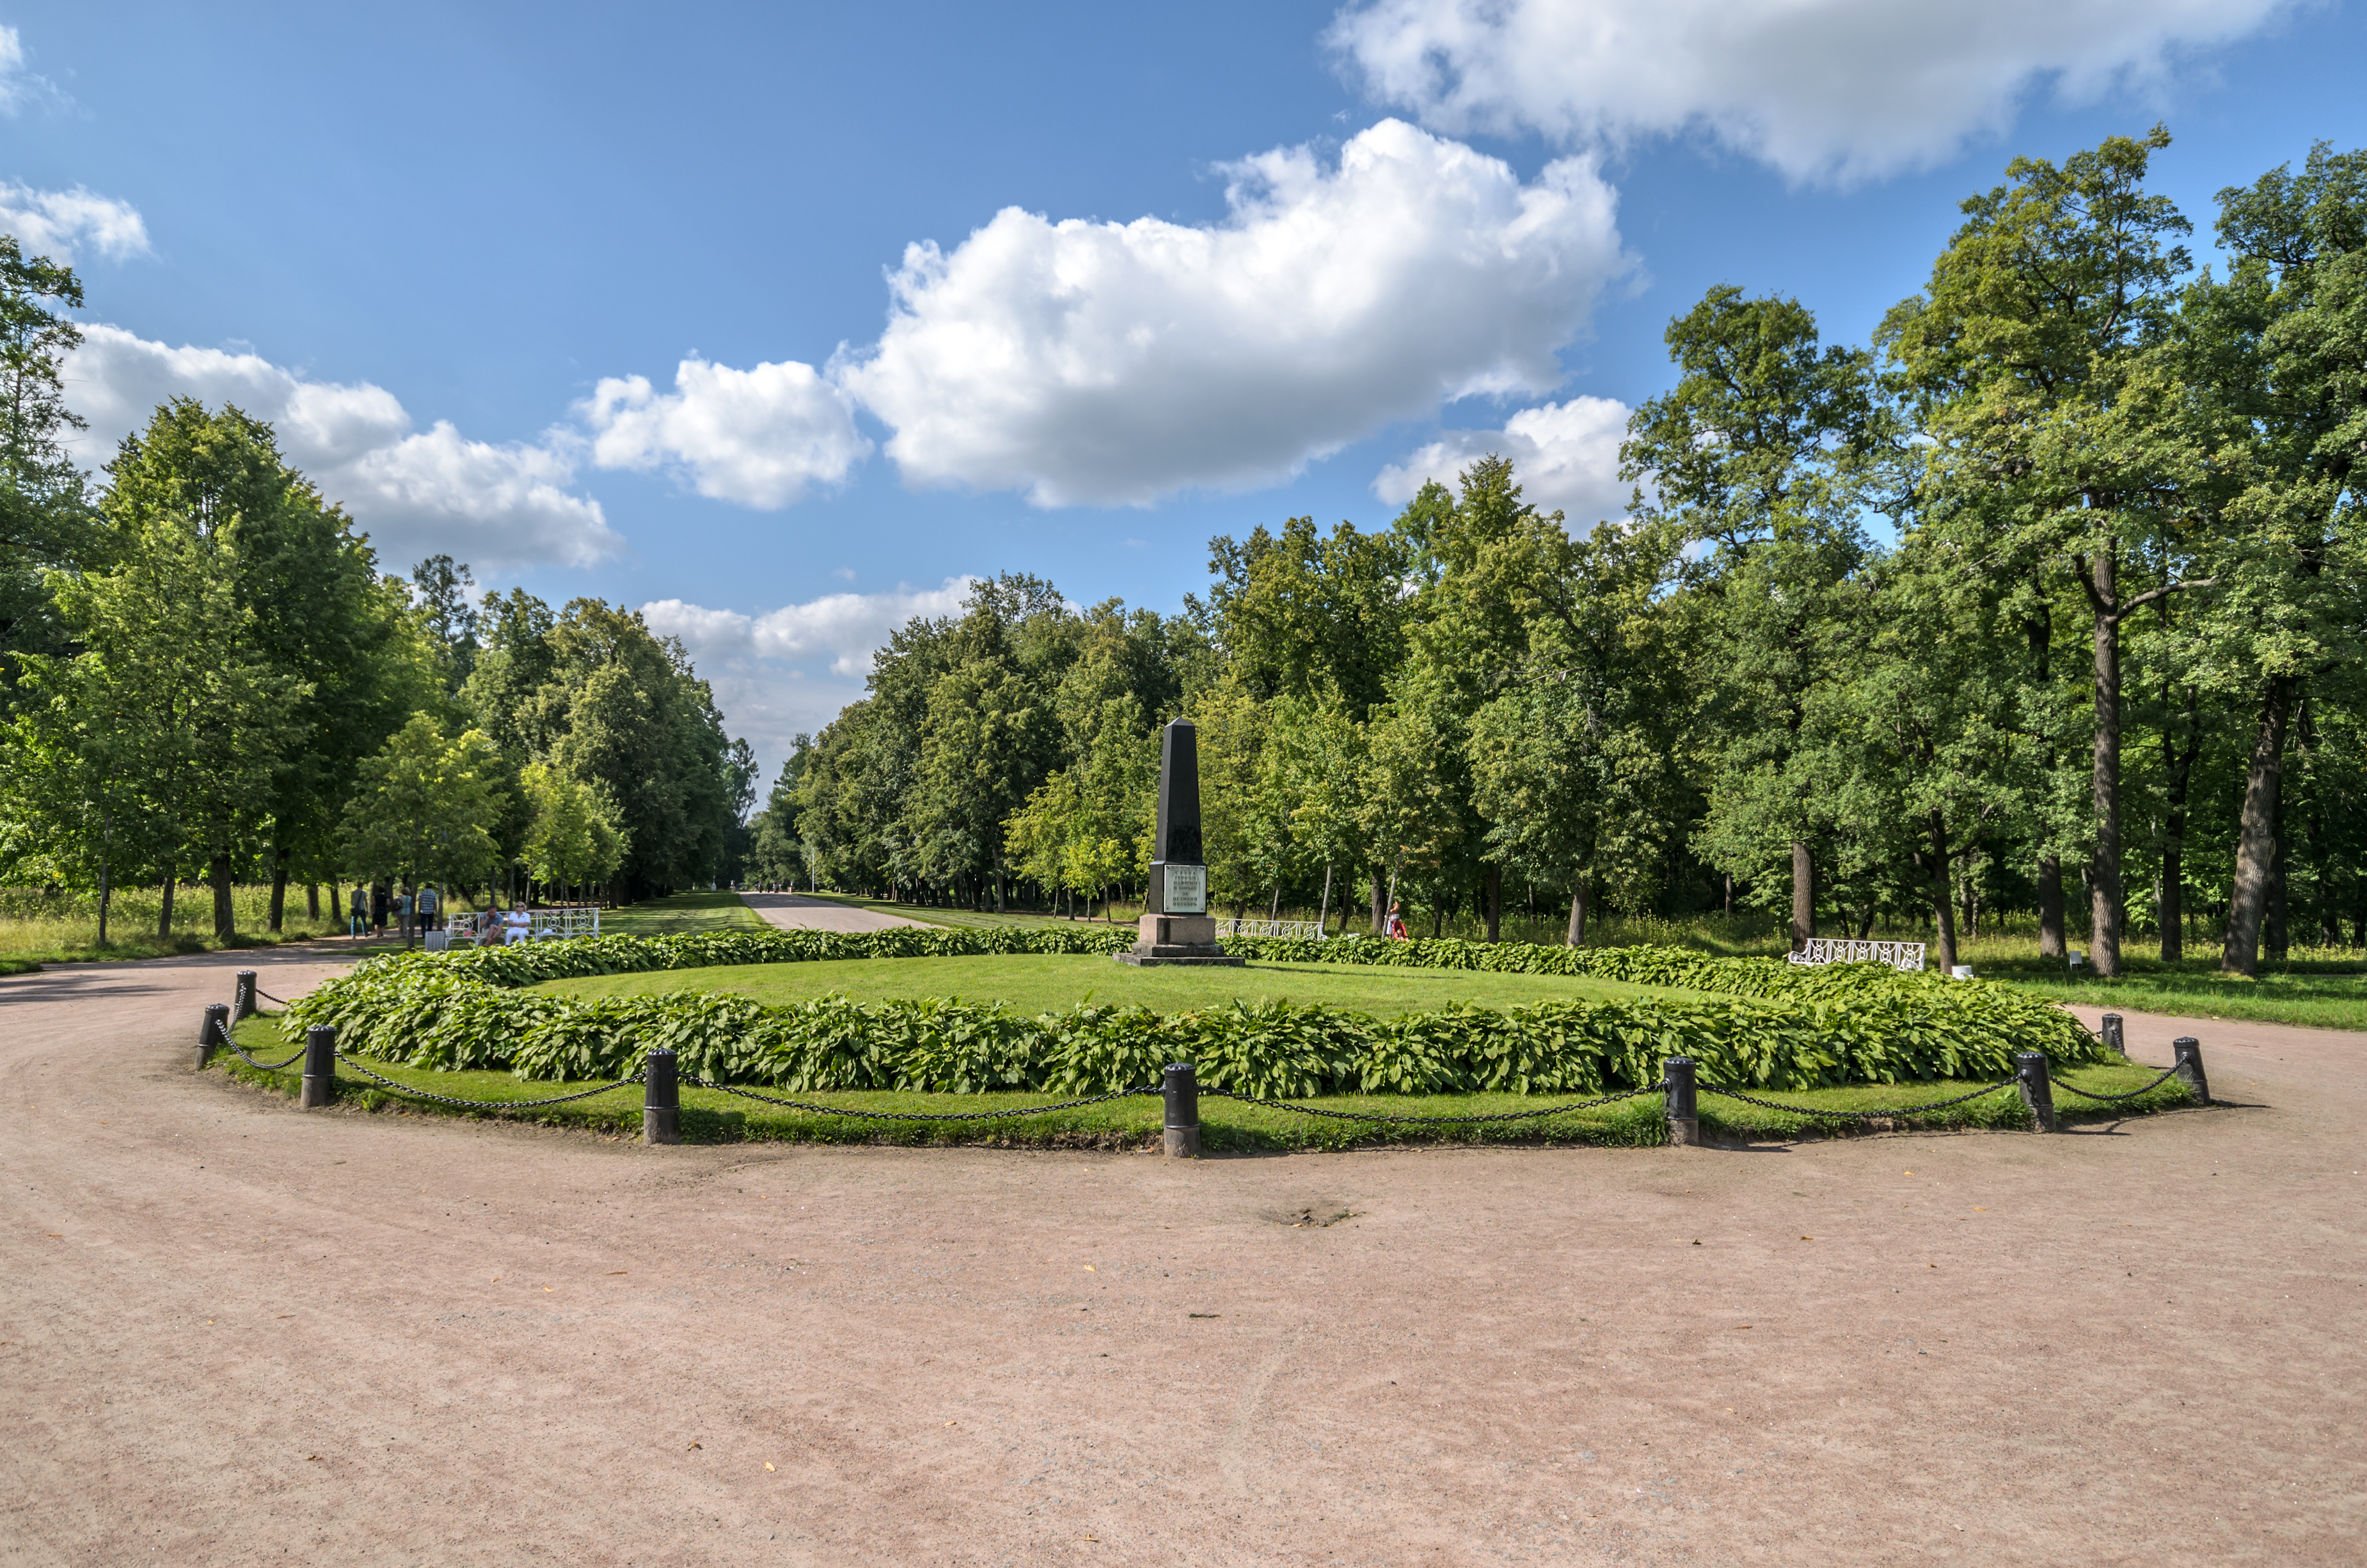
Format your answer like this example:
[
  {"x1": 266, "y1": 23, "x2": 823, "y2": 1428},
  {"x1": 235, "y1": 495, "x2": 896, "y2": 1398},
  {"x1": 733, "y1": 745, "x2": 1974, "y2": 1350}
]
[
  {"x1": 334, "y1": 1054, "x2": 648, "y2": 1111},
  {"x1": 1199, "y1": 1085, "x2": 1660, "y2": 1125},
  {"x1": 1694, "y1": 1079, "x2": 2019, "y2": 1121},
  {"x1": 2048, "y1": 1063, "x2": 2187, "y2": 1103},
  {"x1": 219, "y1": 1031, "x2": 309, "y2": 1073}
]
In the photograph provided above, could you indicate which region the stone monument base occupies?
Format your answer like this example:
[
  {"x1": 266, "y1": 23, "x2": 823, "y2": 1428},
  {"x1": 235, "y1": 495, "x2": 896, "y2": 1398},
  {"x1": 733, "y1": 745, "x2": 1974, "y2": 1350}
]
[{"x1": 1114, "y1": 912, "x2": 1245, "y2": 967}]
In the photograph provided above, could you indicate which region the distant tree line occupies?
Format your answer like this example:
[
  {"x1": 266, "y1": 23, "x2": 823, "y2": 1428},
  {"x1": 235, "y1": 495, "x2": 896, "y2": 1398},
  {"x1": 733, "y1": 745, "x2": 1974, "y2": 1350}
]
[
  {"x1": 750, "y1": 131, "x2": 2366, "y2": 978},
  {"x1": 0, "y1": 249, "x2": 755, "y2": 941}
]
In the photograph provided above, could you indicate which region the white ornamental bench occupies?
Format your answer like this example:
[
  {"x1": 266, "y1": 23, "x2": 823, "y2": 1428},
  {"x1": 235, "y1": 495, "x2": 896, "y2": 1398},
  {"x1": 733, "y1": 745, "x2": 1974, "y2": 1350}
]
[{"x1": 1785, "y1": 938, "x2": 1926, "y2": 972}]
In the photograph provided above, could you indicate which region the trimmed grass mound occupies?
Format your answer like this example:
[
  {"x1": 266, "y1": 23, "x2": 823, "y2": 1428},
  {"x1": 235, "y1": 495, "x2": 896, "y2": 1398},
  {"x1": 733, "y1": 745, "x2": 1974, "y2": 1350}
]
[
  {"x1": 281, "y1": 927, "x2": 2107, "y2": 1102},
  {"x1": 537, "y1": 953, "x2": 1690, "y2": 1015}
]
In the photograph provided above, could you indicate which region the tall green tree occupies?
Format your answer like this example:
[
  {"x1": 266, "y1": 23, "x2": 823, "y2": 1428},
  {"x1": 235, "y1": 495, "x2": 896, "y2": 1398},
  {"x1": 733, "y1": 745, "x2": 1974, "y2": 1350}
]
[
  {"x1": 26, "y1": 496, "x2": 296, "y2": 935},
  {"x1": 103, "y1": 400, "x2": 425, "y2": 935},
  {"x1": 342, "y1": 714, "x2": 509, "y2": 941},
  {"x1": 2189, "y1": 143, "x2": 2367, "y2": 973},
  {"x1": 1624, "y1": 285, "x2": 1881, "y2": 951},
  {"x1": 0, "y1": 235, "x2": 100, "y2": 686},
  {"x1": 1886, "y1": 127, "x2": 2210, "y2": 977}
]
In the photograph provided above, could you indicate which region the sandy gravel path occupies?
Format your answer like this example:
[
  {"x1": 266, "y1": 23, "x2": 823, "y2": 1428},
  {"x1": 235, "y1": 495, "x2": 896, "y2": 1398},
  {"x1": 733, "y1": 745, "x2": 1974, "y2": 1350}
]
[
  {"x1": 739, "y1": 892, "x2": 929, "y2": 933},
  {"x1": 1, "y1": 956, "x2": 2360, "y2": 1565}
]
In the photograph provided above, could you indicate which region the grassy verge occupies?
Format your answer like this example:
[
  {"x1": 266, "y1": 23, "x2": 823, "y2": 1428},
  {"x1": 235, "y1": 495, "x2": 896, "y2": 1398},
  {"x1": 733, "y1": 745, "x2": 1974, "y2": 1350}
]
[
  {"x1": 534, "y1": 953, "x2": 1698, "y2": 1015},
  {"x1": 1982, "y1": 958, "x2": 2367, "y2": 1033},
  {"x1": 599, "y1": 891, "x2": 770, "y2": 937},
  {"x1": 218, "y1": 1015, "x2": 2193, "y2": 1149}
]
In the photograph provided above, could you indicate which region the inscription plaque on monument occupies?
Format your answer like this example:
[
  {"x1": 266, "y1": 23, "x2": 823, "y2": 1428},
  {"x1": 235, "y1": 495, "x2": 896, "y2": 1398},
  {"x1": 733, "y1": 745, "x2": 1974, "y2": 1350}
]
[
  {"x1": 1160, "y1": 862, "x2": 1207, "y2": 915},
  {"x1": 1118, "y1": 718, "x2": 1242, "y2": 967}
]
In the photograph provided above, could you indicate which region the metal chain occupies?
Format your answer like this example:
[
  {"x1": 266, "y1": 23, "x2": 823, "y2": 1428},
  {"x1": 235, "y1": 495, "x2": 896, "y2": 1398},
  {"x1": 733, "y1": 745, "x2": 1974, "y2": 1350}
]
[
  {"x1": 1695, "y1": 1079, "x2": 2015, "y2": 1120},
  {"x1": 254, "y1": 989, "x2": 292, "y2": 1006},
  {"x1": 333, "y1": 1054, "x2": 645, "y2": 1109},
  {"x1": 1198, "y1": 1085, "x2": 1658, "y2": 1125},
  {"x1": 2049, "y1": 1063, "x2": 2186, "y2": 1103},
  {"x1": 218, "y1": 1026, "x2": 308, "y2": 1073},
  {"x1": 681, "y1": 1075, "x2": 1158, "y2": 1121}
]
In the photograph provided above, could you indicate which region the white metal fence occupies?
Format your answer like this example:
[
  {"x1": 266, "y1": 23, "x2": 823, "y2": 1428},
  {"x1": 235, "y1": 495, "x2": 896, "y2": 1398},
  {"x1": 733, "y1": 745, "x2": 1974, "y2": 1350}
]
[
  {"x1": 1212, "y1": 918, "x2": 1327, "y2": 941},
  {"x1": 427, "y1": 905, "x2": 601, "y2": 951},
  {"x1": 1784, "y1": 937, "x2": 1926, "y2": 972}
]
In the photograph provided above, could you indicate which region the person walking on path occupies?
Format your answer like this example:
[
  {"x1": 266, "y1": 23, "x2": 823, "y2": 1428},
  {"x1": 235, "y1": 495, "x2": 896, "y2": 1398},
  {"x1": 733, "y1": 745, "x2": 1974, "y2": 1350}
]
[
  {"x1": 348, "y1": 883, "x2": 367, "y2": 938},
  {"x1": 371, "y1": 883, "x2": 390, "y2": 937}
]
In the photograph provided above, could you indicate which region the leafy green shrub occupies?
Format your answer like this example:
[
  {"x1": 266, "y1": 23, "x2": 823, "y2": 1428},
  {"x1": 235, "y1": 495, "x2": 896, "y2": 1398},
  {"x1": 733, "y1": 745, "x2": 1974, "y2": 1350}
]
[{"x1": 284, "y1": 927, "x2": 2103, "y2": 1096}]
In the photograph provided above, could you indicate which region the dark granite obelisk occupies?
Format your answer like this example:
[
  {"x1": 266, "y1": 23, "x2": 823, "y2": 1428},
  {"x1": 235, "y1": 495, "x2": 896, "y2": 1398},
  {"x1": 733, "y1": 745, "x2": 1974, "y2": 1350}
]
[{"x1": 1118, "y1": 718, "x2": 1244, "y2": 967}]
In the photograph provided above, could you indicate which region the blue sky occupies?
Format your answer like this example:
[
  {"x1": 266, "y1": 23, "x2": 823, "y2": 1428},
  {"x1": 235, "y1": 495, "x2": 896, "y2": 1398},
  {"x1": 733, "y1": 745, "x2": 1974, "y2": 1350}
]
[{"x1": 11, "y1": 0, "x2": 2366, "y2": 779}]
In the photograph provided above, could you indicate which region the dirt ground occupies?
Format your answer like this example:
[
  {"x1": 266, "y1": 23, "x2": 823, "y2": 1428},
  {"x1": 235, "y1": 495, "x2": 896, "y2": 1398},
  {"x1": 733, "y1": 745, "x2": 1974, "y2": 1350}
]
[
  {"x1": 1, "y1": 953, "x2": 2360, "y2": 1566},
  {"x1": 740, "y1": 892, "x2": 928, "y2": 933}
]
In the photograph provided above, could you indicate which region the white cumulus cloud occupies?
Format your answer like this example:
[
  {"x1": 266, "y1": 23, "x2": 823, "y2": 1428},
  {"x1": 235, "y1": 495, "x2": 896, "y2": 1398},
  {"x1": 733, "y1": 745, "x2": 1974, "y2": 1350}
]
[
  {"x1": 1374, "y1": 395, "x2": 1635, "y2": 527},
  {"x1": 1326, "y1": 0, "x2": 2298, "y2": 183},
  {"x1": 0, "y1": 182, "x2": 150, "y2": 262},
  {"x1": 644, "y1": 579, "x2": 977, "y2": 780},
  {"x1": 836, "y1": 118, "x2": 1626, "y2": 507},
  {"x1": 583, "y1": 356, "x2": 870, "y2": 509},
  {"x1": 63, "y1": 324, "x2": 621, "y2": 569},
  {"x1": 0, "y1": 26, "x2": 65, "y2": 116},
  {"x1": 645, "y1": 578, "x2": 975, "y2": 680}
]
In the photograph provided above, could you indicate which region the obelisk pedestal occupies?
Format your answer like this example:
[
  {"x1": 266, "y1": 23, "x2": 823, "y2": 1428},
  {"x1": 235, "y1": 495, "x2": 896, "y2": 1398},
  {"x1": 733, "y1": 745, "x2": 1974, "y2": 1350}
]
[{"x1": 1116, "y1": 718, "x2": 1244, "y2": 968}]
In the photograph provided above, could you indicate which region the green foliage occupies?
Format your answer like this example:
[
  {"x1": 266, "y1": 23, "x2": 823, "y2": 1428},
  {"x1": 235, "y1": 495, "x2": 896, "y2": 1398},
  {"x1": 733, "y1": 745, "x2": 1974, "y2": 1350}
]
[
  {"x1": 518, "y1": 759, "x2": 626, "y2": 892},
  {"x1": 341, "y1": 714, "x2": 510, "y2": 894}
]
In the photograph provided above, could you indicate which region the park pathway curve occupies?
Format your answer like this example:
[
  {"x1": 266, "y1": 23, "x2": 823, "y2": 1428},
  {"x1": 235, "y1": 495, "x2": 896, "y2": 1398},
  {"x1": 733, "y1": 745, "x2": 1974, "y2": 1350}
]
[
  {"x1": 738, "y1": 890, "x2": 928, "y2": 933},
  {"x1": 0, "y1": 954, "x2": 2361, "y2": 1564}
]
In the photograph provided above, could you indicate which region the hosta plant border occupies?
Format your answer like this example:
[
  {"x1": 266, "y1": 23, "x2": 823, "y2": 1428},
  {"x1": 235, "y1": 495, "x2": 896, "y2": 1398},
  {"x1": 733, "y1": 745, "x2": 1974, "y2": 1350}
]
[{"x1": 282, "y1": 926, "x2": 2107, "y2": 1102}]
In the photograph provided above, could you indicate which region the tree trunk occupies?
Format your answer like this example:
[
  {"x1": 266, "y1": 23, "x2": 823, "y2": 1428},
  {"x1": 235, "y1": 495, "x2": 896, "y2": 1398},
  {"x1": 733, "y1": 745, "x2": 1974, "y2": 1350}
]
[
  {"x1": 1789, "y1": 841, "x2": 1814, "y2": 952},
  {"x1": 97, "y1": 847, "x2": 111, "y2": 947},
  {"x1": 1929, "y1": 814, "x2": 1958, "y2": 973},
  {"x1": 268, "y1": 845, "x2": 290, "y2": 934},
  {"x1": 1317, "y1": 864, "x2": 1333, "y2": 937},
  {"x1": 2088, "y1": 547, "x2": 2124, "y2": 978},
  {"x1": 1723, "y1": 873, "x2": 1732, "y2": 919},
  {"x1": 2159, "y1": 687, "x2": 2198, "y2": 963},
  {"x1": 2221, "y1": 674, "x2": 2295, "y2": 976},
  {"x1": 158, "y1": 866, "x2": 176, "y2": 938},
  {"x1": 2037, "y1": 857, "x2": 2065, "y2": 959},
  {"x1": 306, "y1": 882, "x2": 321, "y2": 920},
  {"x1": 2265, "y1": 796, "x2": 2289, "y2": 962},
  {"x1": 1565, "y1": 880, "x2": 1588, "y2": 946},
  {"x1": 1370, "y1": 866, "x2": 1387, "y2": 935},
  {"x1": 1485, "y1": 865, "x2": 1501, "y2": 943},
  {"x1": 210, "y1": 852, "x2": 235, "y2": 942}
]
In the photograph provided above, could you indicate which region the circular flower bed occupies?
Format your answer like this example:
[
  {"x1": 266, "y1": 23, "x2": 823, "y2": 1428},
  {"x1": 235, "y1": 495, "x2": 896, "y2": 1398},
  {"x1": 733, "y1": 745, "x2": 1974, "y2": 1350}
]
[{"x1": 282, "y1": 926, "x2": 2102, "y2": 1100}]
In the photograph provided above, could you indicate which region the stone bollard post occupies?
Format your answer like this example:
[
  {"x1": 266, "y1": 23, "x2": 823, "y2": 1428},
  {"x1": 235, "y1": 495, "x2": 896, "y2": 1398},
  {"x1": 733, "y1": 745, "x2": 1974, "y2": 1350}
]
[
  {"x1": 2100, "y1": 1013, "x2": 2125, "y2": 1056},
  {"x1": 2171, "y1": 1037, "x2": 2210, "y2": 1105},
  {"x1": 644, "y1": 1049, "x2": 680, "y2": 1146},
  {"x1": 1162, "y1": 1063, "x2": 1200, "y2": 1159},
  {"x1": 234, "y1": 970, "x2": 258, "y2": 1021},
  {"x1": 197, "y1": 1003, "x2": 230, "y2": 1068},
  {"x1": 300, "y1": 1026, "x2": 337, "y2": 1109},
  {"x1": 2015, "y1": 1051, "x2": 2057, "y2": 1133},
  {"x1": 1663, "y1": 1056, "x2": 1700, "y2": 1147}
]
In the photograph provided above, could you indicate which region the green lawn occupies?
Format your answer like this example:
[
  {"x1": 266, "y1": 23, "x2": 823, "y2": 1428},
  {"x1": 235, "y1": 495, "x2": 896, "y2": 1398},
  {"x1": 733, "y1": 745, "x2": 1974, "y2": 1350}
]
[
  {"x1": 533, "y1": 951, "x2": 1695, "y2": 1015},
  {"x1": 218, "y1": 1013, "x2": 2197, "y2": 1148},
  {"x1": 1984, "y1": 959, "x2": 2367, "y2": 1033},
  {"x1": 597, "y1": 891, "x2": 770, "y2": 937}
]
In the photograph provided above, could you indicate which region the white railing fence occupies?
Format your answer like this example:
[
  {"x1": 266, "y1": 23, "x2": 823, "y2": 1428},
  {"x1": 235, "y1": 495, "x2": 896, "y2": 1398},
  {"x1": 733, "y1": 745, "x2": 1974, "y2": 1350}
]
[
  {"x1": 427, "y1": 905, "x2": 601, "y2": 951},
  {"x1": 1785, "y1": 937, "x2": 1926, "y2": 972},
  {"x1": 1213, "y1": 918, "x2": 1328, "y2": 942}
]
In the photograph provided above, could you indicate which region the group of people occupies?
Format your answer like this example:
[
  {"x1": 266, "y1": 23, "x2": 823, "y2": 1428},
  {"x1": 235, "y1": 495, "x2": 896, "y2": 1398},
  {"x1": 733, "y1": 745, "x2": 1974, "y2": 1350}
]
[{"x1": 344, "y1": 883, "x2": 535, "y2": 946}]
